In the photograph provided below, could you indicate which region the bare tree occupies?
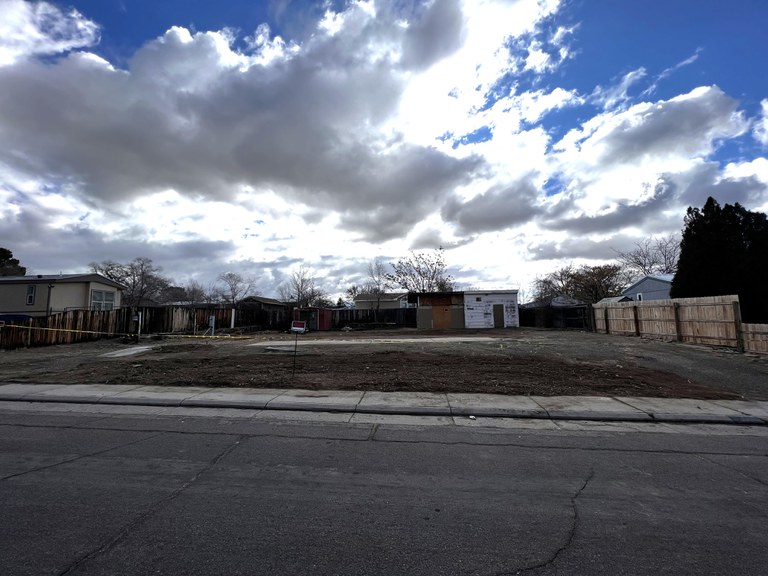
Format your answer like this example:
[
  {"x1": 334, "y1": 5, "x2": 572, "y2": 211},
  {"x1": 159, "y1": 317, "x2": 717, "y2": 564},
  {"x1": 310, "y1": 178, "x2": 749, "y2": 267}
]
[
  {"x1": 571, "y1": 264, "x2": 632, "y2": 303},
  {"x1": 386, "y1": 248, "x2": 454, "y2": 293},
  {"x1": 367, "y1": 259, "x2": 390, "y2": 293},
  {"x1": 217, "y1": 272, "x2": 256, "y2": 307},
  {"x1": 614, "y1": 234, "x2": 680, "y2": 279},
  {"x1": 157, "y1": 285, "x2": 187, "y2": 303},
  {"x1": 278, "y1": 282, "x2": 294, "y2": 304},
  {"x1": 345, "y1": 284, "x2": 362, "y2": 302},
  {"x1": 279, "y1": 266, "x2": 327, "y2": 308},
  {"x1": 90, "y1": 257, "x2": 169, "y2": 306},
  {"x1": 532, "y1": 264, "x2": 631, "y2": 304},
  {"x1": 365, "y1": 258, "x2": 392, "y2": 320},
  {"x1": 531, "y1": 264, "x2": 577, "y2": 304},
  {"x1": 183, "y1": 280, "x2": 206, "y2": 307},
  {"x1": 203, "y1": 282, "x2": 221, "y2": 306},
  {"x1": 216, "y1": 272, "x2": 258, "y2": 330}
]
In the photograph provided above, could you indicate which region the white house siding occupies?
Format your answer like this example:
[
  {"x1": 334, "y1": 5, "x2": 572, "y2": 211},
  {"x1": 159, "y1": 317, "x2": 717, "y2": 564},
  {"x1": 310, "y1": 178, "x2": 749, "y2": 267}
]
[{"x1": 463, "y1": 291, "x2": 519, "y2": 329}]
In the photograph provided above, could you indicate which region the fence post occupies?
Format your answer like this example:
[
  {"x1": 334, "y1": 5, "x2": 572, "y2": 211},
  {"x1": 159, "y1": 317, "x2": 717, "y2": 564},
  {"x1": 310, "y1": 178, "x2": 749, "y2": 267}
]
[
  {"x1": 633, "y1": 305, "x2": 640, "y2": 336},
  {"x1": 673, "y1": 303, "x2": 682, "y2": 342},
  {"x1": 603, "y1": 307, "x2": 610, "y2": 335},
  {"x1": 732, "y1": 301, "x2": 744, "y2": 352},
  {"x1": 26, "y1": 318, "x2": 33, "y2": 348}
]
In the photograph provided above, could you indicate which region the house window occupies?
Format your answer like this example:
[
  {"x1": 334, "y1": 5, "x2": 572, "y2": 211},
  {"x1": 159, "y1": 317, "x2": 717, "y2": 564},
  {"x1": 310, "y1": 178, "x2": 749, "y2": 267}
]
[
  {"x1": 476, "y1": 297, "x2": 482, "y2": 302},
  {"x1": 26, "y1": 285, "x2": 36, "y2": 305},
  {"x1": 637, "y1": 293, "x2": 643, "y2": 301},
  {"x1": 91, "y1": 290, "x2": 115, "y2": 310}
]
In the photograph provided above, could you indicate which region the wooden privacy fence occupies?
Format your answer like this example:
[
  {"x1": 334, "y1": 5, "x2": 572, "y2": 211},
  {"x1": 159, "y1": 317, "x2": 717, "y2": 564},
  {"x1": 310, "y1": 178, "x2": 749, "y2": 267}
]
[
  {"x1": 0, "y1": 309, "x2": 131, "y2": 350},
  {"x1": 138, "y1": 306, "x2": 290, "y2": 334},
  {"x1": 744, "y1": 324, "x2": 768, "y2": 354},
  {"x1": 0, "y1": 307, "x2": 284, "y2": 349},
  {"x1": 593, "y1": 295, "x2": 768, "y2": 354}
]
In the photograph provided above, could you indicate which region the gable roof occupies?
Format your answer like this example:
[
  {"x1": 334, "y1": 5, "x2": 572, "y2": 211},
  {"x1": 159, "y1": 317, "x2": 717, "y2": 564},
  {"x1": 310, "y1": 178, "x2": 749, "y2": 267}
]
[
  {"x1": 0, "y1": 273, "x2": 126, "y2": 290},
  {"x1": 241, "y1": 295, "x2": 286, "y2": 307},
  {"x1": 623, "y1": 274, "x2": 674, "y2": 294},
  {"x1": 595, "y1": 296, "x2": 632, "y2": 305}
]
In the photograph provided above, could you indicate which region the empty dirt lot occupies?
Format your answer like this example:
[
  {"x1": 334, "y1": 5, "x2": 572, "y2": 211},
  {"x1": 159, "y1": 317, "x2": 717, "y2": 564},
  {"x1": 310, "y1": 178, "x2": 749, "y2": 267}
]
[{"x1": 1, "y1": 328, "x2": 767, "y2": 400}]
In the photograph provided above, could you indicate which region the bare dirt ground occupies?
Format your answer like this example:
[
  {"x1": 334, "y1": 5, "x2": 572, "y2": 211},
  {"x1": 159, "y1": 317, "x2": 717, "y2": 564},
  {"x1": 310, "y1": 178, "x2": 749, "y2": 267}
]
[{"x1": 1, "y1": 328, "x2": 767, "y2": 400}]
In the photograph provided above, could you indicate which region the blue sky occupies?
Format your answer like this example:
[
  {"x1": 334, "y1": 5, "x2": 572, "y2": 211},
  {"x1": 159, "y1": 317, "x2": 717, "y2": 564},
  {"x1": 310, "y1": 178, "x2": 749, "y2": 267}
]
[{"x1": 1, "y1": 0, "x2": 767, "y2": 298}]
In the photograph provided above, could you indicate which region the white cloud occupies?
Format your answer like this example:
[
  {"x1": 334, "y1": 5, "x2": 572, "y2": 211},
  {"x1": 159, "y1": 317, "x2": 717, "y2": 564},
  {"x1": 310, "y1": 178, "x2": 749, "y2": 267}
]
[
  {"x1": 0, "y1": 0, "x2": 99, "y2": 66},
  {"x1": 642, "y1": 47, "x2": 702, "y2": 97},
  {"x1": 592, "y1": 68, "x2": 647, "y2": 110},
  {"x1": 554, "y1": 86, "x2": 748, "y2": 181},
  {"x1": 0, "y1": 0, "x2": 765, "y2": 298},
  {"x1": 754, "y1": 99, "x2": 768, "y2": 146}
]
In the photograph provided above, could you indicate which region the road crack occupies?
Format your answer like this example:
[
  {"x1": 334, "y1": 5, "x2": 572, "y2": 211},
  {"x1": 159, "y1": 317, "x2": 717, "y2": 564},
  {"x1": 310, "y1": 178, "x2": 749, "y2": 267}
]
[
  {"x1": 56, "y1": 433, "x2": 246, "y2": 576},
  {"x1": 0, "y1": 432, "x2": 163, "y2": 482},
  {"x1": 491, "y1": 467, "x2": 595, "y2": 576},
  {"x1": 695, "y1": 453, "x2": 768, "y2": 487}
]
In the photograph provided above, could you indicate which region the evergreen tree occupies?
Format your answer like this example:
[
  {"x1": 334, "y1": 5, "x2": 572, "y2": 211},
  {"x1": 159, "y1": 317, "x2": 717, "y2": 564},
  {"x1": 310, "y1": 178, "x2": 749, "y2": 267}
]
[
  {"x1": 0, "y1": 248, "x2": 26, "y2": 276},
  {"x1": 671, "y1": 197, "x2": 768, "y2": 322}
]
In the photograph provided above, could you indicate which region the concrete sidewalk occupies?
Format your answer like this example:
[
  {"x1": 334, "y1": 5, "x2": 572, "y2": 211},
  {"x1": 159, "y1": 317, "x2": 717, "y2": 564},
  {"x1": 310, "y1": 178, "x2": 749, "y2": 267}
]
[{"x1": 0, "y1": 383, "x2": 766, "y2": 425}]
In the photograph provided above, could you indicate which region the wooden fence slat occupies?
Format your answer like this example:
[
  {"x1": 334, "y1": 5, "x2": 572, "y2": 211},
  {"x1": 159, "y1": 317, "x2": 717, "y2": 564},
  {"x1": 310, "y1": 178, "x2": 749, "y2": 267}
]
[{"x1": 593, "y1": 295, "x2": 768, "y2": 354}]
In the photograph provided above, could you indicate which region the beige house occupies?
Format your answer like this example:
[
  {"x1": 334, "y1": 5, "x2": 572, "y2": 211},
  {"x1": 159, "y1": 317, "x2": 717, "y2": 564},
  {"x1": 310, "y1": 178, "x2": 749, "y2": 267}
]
[{"x1": 0, "y1": 274, "x2": 125, "y2": 317}]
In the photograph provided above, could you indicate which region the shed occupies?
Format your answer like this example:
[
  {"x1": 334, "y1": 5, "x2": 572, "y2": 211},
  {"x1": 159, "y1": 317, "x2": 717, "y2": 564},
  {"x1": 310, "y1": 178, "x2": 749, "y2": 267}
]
[
  {"x1": 412, "y1": 290, "x2": 520, "y2": 330},
  {"x1": 240, "y1": 296, "x2": 289, "y2": 328},
  {"x1": 463, "y1": 290, "x2": 519, "y2": 328},
  {"x1": 293, "y1": 307, "x2": 332, "y2": 331},
  {"x1": 414, "y1": 292, "x2": 465, "y2": 330},
  {"x1": 623, "y1": 274, "x2": 674, "y2": 301},
  {"x1": 519, "y1": 295, "x2": 591, "y2": 329}
]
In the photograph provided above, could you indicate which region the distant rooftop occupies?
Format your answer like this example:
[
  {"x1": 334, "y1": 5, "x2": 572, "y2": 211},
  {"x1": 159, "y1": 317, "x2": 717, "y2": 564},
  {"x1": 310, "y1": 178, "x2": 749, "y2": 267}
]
[{"x1": 0, "y1": 273, "x2": 126, "y2": 289}]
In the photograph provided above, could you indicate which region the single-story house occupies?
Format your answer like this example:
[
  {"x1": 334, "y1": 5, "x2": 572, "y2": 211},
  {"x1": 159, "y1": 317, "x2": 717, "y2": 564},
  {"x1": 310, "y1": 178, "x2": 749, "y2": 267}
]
[
  {"x1": 411, "y1": 290, "x2": 519, "y2": 330},
  {"x1": 622, "y1": 274, "x2": 674, "y2": 301},
  {"x1": 354, "y1": 292, "x2": 410, "y2": 310},
  {"x1": 0, "y1": 273, "x2": 125, "y2": 317}
]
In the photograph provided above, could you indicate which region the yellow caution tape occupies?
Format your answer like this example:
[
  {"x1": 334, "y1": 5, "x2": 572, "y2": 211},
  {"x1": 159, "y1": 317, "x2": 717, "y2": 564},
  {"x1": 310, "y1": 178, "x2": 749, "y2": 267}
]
[
  {"x1": 0, "y1": 323, "x2": 255, "y2": 340},
  {"x1": 1, "y1": 323, "x2": 125, "y2": 337}
]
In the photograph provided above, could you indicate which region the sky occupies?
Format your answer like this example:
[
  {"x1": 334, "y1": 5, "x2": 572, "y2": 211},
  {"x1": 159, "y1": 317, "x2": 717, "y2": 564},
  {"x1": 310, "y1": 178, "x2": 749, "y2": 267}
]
[{"x1": 1, "y1": 0, "x2": 767, "y2": 301}]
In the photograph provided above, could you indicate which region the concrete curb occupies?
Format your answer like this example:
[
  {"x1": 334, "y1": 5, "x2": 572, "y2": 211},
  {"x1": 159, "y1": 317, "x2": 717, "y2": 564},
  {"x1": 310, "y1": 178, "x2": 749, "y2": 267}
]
[{"x1": 1, "y1": 384, "x2": 766, "y2": 426}]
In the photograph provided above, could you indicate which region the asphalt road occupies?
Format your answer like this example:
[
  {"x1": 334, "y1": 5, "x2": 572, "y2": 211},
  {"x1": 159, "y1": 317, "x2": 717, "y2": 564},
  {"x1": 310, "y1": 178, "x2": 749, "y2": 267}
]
[{"x1": 2, "y1": 405, "x2": 768, "y2": 576}]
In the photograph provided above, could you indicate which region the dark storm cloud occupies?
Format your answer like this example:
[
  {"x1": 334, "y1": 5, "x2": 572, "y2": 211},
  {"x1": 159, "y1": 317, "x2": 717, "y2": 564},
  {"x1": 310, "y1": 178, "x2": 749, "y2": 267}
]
[
  {"x1": 441, "y1": 176, "x2": 542, "y2": 235},
  {"x1": 541, "y1": 178, "x2": 676, "y2": 234},
  {"x1": 593, "y1": 86, "x2": 747, "y2": 166},
  {"x1": 672, "y1": 162, "x2": 768, "y2": 208},
  {"x1": 0, "y1": 3, "x2": 479, "y2": 243},
  {"x1": 401, "y1": 0, "x2": 466, "y2": 71},
  {"x1": 528, "y1": 236, "x2": 630, "y2": 262},
  {"x1": 0, "y1": 202, "x2": 236, "y2": 280}
]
